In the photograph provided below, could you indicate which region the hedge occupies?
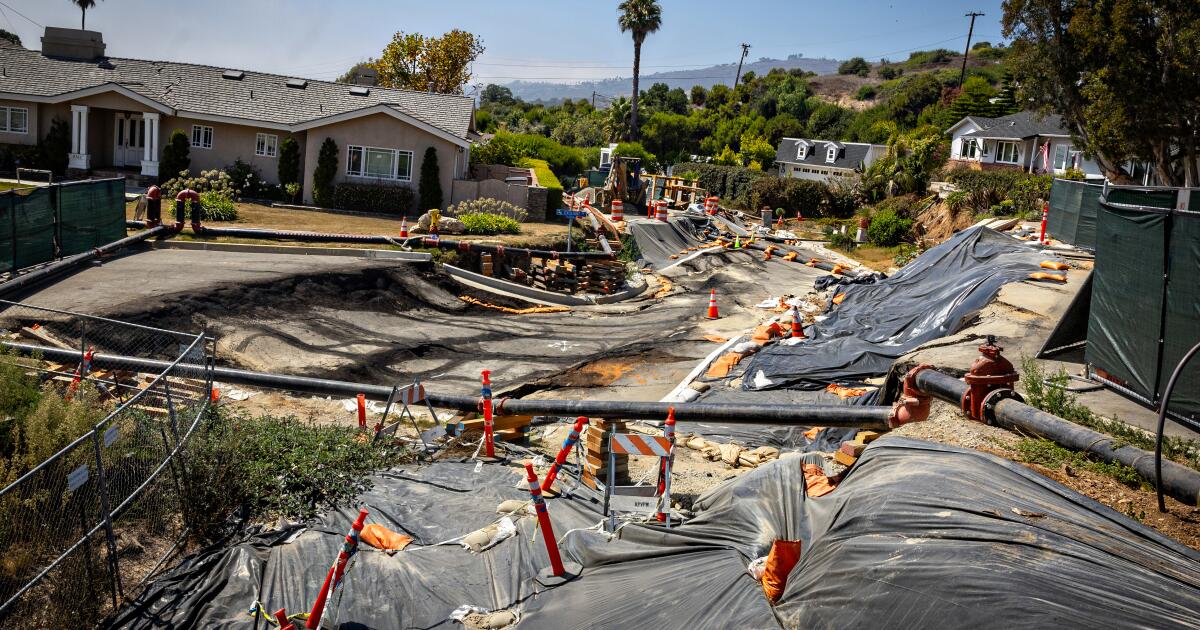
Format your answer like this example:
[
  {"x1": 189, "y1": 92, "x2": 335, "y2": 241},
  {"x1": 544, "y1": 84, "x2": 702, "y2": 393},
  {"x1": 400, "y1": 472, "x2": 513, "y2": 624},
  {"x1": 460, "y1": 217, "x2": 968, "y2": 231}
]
[
  {"x1": 676, "y1": 161, "x2": 857, "y2": 218},
  {"x1": 674, "y1": 162, "x2": 766, "y2": 210},
  {"x1": 519, "y1": 157, "x2": 562, "y2": 211},
  {"x1": 331, "y1": 182, "x2": 416, "y2": 214}
]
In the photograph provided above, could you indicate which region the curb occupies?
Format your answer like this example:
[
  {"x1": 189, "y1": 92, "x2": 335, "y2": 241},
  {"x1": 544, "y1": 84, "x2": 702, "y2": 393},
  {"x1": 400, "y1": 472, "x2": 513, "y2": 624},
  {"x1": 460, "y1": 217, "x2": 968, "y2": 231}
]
[
  {"x1": 443, "y1": 264, "x2": 648, "y2": 306},
  {"x1": 145, "y1": 239, "x2": 432, "y2": 261}
]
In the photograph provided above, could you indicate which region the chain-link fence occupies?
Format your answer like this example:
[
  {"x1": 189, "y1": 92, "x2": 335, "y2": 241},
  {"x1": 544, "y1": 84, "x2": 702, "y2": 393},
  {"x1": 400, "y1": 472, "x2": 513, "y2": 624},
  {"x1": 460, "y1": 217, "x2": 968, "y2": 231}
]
[{"x1": 0, "y1": 300, "x2": 213, "y2": 626}]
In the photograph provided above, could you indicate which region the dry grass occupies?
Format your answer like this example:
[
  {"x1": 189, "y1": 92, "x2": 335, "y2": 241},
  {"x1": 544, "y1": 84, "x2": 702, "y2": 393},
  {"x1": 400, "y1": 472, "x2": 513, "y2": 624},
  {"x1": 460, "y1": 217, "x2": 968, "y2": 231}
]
[{"x1": 838, "y1": 244, "x2": 902, "y2": 271}]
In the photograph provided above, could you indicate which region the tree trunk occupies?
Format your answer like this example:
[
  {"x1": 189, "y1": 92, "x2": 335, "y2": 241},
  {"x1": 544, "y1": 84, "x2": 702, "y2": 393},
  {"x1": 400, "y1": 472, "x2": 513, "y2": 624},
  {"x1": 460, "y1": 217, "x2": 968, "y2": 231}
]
[
  {"x1": 82, "y1": 9, "x2": 86, "y2": 30},
  {"x1": 630, "y1": 39, "x2": 641, "y2": 141}
]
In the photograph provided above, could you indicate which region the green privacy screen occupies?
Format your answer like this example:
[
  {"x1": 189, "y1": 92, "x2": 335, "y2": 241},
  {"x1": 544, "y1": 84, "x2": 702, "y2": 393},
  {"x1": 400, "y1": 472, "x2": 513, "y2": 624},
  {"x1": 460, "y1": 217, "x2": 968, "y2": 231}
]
[
  {"x1": 0, "y1": 178, "x2": 126, "y2": 274},
  {"x1": 1047, "y1": 178, "x2": 1101, "y2": 251},
  {"x1": 1086, "y1": 200, "x2": 1200, "y2": 423}
]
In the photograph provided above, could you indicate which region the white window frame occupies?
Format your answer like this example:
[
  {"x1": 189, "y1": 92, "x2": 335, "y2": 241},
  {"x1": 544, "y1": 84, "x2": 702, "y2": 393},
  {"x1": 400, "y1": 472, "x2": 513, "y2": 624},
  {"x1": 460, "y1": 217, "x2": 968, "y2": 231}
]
[
  {"x1": 825, "y1": 146, "x2": 837, "y2": 163},
  {"x1": 1052, "y1": 143, "x2": 1071, "y2": 170},
  {"x1": 797, "y1": 144, "x2": 807, "y2": 159},
  {"x1": 996, "y1": 140, "x2": 1020, "y2": 164},
  {"x1": 256, "y1": 133, "x2": 279, "y2": 158},
  {"x1": 0, "y1": 107, "x2": 28, "y2": 134},
  {"x1": 346, "y1": 145, "x2": 413, "y2": 182},
  {"x1": 191, "y1": 124, "x2": 213, "y2": 149},
  {"x1": 961, "y1": 138, "x2": 978, "y2": 160}
]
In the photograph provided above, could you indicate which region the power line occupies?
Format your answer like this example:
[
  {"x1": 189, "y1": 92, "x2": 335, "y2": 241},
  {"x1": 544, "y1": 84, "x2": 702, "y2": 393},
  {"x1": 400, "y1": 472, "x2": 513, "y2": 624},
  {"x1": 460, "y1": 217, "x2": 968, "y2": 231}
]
[{"x1": 0, "y1": 1, "x2": 41, "y2": 28}]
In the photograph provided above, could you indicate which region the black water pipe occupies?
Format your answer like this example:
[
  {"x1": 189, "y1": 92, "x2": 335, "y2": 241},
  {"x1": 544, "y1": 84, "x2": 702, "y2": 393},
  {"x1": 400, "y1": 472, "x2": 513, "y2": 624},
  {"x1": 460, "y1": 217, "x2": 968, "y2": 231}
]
[
  {"x1": 126, "y1": 219, "x2": 148, "y2": 229},
  {"x1": 1156, "y1": 341, "x2": 1200, "y2": 512},
  {"x1": 193, "y1": 226, "x2": 615, "y2": 260},
  {"x1": 0, "y1": 226, "x2": 169, "y2": 298},
  {"x1": 0, "y1": 342, "x2": 892, "y2": 428},
  {"x1": 912, "y1": 368, "x2": 1200, "y2": 508}
]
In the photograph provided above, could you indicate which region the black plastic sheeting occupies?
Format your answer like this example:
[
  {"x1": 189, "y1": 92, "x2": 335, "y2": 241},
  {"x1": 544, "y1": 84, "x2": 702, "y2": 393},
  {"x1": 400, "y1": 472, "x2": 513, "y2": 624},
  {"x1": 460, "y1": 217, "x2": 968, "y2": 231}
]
[
  {"x1": 106, "y1": 438, "x2": 1200, "y2": 629},
  {"x1": 743, "y1": 227, "x2": 1050, "y2": 390},
  {"x1": 629, "y1": 217, "x2": 713, "y2": 269}
]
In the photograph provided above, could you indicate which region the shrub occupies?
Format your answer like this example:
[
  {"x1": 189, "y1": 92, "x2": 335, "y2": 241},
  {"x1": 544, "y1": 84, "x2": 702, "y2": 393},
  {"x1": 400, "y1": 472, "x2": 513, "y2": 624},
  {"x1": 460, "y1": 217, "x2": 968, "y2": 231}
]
[
  {"x1": 838, "y1": 57, "x2": 871, "y2": 76},
  {"x1": 748, "y1": 176, "x2": 826, "y2": 216},
  {"x1": 198, "y1": 190, "x2": 238, "y2": 221},
  {"x1": 39, "y1": 118, "x2": 71, "y2": 175},
  {"x1": 0, "y1": 142, "x2": 43, "y2": 175},
  {"x1": 331, "y1": 182, "x2": 415, "y2": 214},
  {"x1": 828, "y1": 230, "x2": 856, "y2": 251},
  {"x1": 613, "y1": 141, "x2": 657, "y2": 171},
  {"x1": 674, "y1": 162, "x2": 767, "y2": 210},
  {"x1": 944, "y1": 169, "x2": 1050, "y2": 217},
  {"x1": 855, "y1": 85, "x2": 877, "y2": 100},
  {"x1": 472, "y1": 132, "x2": 592, "y2": 176},
  {"x1": 312, "y1": 137, "x2": 338, "y2": 207},
  {"x1": 277, "y1": 136, "x2": 301, "y2": 188},
  {"x1": 446, "y1": 197, "x2": 528, "y2": 222},
  {"x1": 1062, "y1": 167, "x2": 1086, "y2": 181},
  {"x1": 460, "y1": 212, "x2": 521, "y2": 235},
  {"x1": 419, "y1": 146, "x2": 443, "y2": 211},
  {"x1": 161, "y1": 168, "x2": 237, "y2": 198},
  {"x1": 867, "y1": 208, "x2": 913, "y2": 246},
  {"x1": 518, "y1": 157, "x2": 562, "y2": 211},
  {"x1": 224, "y1": 159, "x2": 281, "y2": 200},
  {"x1": 877, "y1": 65, "x2": 901, "y2": 80},
  {"x1": 160, "y1": 130, "x2": 190, "y2": 182}
]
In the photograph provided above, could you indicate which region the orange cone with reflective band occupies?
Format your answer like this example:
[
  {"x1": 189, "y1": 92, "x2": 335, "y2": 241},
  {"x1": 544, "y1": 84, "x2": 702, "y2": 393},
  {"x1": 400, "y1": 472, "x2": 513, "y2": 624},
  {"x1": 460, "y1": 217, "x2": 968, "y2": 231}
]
[
  {"x1": 611, "y1": 199, "x2": 624, "y2": 222},
  {"x1": 399, "y1": 217, "x2": 408, "y2": 238},
  {"x1": 705, "y1": 289, "x2": 720, "y2": 319},
  {"x1": 790, "y1": 304, "x2": 806, "y2": 339}
]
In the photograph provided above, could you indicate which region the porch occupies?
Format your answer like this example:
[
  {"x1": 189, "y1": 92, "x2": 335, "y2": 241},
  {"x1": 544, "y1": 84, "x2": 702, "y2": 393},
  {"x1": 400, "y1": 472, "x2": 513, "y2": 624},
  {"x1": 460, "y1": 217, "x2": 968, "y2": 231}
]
[{"x1": 68, "y1": 104, "x2": 161, "y2": 178}]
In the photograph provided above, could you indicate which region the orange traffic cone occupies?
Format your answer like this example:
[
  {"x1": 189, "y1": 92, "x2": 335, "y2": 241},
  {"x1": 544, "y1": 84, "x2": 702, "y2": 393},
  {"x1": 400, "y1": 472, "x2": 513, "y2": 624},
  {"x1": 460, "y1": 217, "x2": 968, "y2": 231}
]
[
  {"x1": 790, "y1": 304, "x2": 806, "y2": 339},
  {"x1": 705, "y1": 289, "x2": 720, "y2": 320},
  {"x1": 399, "y1": 217, "x2": 409, "y2": 238}
]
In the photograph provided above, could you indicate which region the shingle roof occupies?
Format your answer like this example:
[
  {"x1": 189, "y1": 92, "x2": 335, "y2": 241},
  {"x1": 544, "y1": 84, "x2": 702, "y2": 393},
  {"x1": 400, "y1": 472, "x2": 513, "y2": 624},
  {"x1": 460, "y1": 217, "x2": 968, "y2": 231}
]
[
  {"x1": 958, "y1": 111, "x2": 1068, "y2": 140},
  {"x1": 775, "y1": 138, "x2": 873, "y2": 170},
  {"x1": 0, "y1": 43, "x2": 474, "y2": 139}
]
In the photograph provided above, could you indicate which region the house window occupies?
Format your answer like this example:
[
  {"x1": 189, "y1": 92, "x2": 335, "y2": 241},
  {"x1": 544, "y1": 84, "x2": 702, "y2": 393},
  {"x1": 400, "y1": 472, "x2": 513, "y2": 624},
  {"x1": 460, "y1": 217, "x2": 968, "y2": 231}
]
[
  {"x1": 996, "y1": 141, "x2": 1020, "y2": 164},
  {"x1": 826, "y1": 147, "x2": 837, "y2": 163},
  {"x1": 0, "y1": 106, "x2": 29, "y2": 134},
  {"x1": 797, "y1": 145, "x2": 807, "y2": 159},
  {"x1": 1053, "y1": 144, "x2": 1071, "y2": 170},
  {"x1": 191, "y1": 125, "x2": 213, "y2": 149},
  {"x1": 256, "y1": 133, "x2": 278, "y2": 158},
  {"x1": 961, "y1": 139, "x2": 978, "y2": 159},
  {"x1": 346, "y1": 145, "x2": 413, "y2": 181}
]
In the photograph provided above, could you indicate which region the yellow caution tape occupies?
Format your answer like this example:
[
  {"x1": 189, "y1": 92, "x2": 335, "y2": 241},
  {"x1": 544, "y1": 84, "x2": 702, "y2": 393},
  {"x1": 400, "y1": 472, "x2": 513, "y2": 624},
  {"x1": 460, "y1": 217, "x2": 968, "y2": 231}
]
[{"x1": 459, "y1": 295, "x2": 571, "y2": 314}]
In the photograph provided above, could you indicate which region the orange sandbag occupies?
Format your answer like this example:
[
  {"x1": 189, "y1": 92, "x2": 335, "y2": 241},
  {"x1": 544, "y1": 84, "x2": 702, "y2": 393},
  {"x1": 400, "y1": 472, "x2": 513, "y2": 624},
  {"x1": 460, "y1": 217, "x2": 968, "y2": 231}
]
[
  {"x1": 783, "y1": 251, "x2": 798, "y2": 261},
  {"x1": 825, "y1": 383, "x2": 868, "y2": 399},
  {"x1": 761, "y1": 540, "x2": 803, "y2": 604},
  {"x1": 1028, "y1": 271, "x2": 1067, "y2": 283},
  {"x1": 803, "y1": 426, "x2": 825, "y2": 441},
  {"x1": 705, "y1": 352, "x2": 744, "y2": 378},
  {"x1": 832, "y1": 293, "x2": 847, "y2": 305},
  {"x1": 1040, "y1": 260, "x2": 1069, "y2": 271},
  {"x1": 802, "y1": 463, "x2": 838, "y2": 498},
  {"x1": 751, "y1": 322, "x2": 784, "y2": 344},
  {"x1": 703, "y1": 334, "x2": 729, "y2": 343},
  {"x1": 360, "y1": 523, "x2": 413, "y2": 552}
]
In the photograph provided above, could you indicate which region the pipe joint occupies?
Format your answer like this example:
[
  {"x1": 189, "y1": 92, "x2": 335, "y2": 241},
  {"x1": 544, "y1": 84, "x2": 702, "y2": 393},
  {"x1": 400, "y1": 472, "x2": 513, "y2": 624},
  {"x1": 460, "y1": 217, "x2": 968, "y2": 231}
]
[
  {"x1": 889, "y1": 364, "x2": 934, "y2": 428},
  {"x1": 961, "y1": 335, "x2": 1019, "y2": 422},
  {"x1": 979, "y1": 388, "x2": 1024, "y2": 426}
]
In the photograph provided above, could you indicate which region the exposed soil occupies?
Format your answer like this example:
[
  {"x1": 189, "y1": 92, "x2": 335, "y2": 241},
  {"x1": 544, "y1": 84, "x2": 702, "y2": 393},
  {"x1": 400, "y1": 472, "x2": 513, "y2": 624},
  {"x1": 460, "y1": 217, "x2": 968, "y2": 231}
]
[{"x1": 912, "y1": 199, "x2": 979, "y2": 244}]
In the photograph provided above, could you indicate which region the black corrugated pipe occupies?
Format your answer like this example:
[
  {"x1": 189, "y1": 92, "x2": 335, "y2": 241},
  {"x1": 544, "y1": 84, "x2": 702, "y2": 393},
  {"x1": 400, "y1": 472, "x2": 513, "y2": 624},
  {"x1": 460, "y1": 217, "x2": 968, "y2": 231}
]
[
  {"x1": 1, "y1": 342, "x2": 892, "y2": 428},
  {"x1": 126, "y1": 219, "x2": 148, "y2": 228},
  {"x1": 911, "y1": 368, "x2": 1200, "y2": 508},
  {"x1": 0, "y1": 226, "x2": 169, "y2": 298},
  {"x1": 1156, "y1": 341, "x2": 1200, "y2": 512}
]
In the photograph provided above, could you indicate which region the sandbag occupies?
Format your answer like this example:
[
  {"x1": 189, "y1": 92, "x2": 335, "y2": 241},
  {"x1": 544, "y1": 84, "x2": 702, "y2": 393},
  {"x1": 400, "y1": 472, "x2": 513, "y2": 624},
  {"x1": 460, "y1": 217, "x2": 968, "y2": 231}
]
[
  {"x1": 360, "y1": 523, "x2": 413, "y2": 552},
  {"x1": 761, "y1": 540, "x2": 803, "y2": 604}
]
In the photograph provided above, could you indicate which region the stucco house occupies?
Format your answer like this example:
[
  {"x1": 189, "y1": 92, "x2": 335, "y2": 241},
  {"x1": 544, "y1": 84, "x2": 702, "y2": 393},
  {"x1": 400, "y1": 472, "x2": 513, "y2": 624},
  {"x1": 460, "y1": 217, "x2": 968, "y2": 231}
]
[
  {"x1": 0, "y1": 27, "x2": 474, "y2": 205},
  {"x1": 774, "y1": 138, "x2": 887, "y2": 183},
  {"x1": 945, "y1": 111, "x2": 1103, "y2": 179}
]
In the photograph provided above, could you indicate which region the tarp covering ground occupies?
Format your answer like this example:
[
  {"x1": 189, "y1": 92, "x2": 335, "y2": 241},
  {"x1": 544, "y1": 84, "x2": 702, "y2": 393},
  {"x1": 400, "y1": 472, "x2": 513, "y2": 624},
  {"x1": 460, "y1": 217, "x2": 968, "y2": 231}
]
[
  {"x1": 106, "y1": 438, "x2": 1200, "y2": 629},
  {"x1": 628, "y1": 217, "x2": 713, "y2": 270},
  {"x1": 742, "y1": 227, "x2": 1051, "y2": 391}
]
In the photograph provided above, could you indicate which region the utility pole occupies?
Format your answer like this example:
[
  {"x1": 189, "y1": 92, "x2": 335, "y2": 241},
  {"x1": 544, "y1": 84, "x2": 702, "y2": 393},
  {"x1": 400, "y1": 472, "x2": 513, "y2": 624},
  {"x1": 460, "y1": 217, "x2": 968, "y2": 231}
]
[
  {"x1": 959, "y1": 12, "x2": 985, "y2": 88},
  {"x1": 733, "y1": 43, "x2": 751, "y2": 86},
  {"x1": 592, "y1": 91, "x2": 597, "y2": 109}
]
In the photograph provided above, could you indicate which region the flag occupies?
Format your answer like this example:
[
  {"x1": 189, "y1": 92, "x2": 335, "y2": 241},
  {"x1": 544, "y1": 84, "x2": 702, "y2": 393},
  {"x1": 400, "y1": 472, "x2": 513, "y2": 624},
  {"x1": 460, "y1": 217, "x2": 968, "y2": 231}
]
[{"x1": 1040, "y1": 142, "x2": 1051, "y2": 171}]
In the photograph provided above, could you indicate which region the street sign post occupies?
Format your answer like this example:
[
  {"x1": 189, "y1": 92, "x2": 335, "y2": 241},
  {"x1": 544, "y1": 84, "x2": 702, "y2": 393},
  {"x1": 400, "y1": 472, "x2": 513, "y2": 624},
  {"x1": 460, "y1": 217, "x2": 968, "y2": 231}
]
[{"x1": 557, "y1": 208, "x2": 587, "y2": 252}]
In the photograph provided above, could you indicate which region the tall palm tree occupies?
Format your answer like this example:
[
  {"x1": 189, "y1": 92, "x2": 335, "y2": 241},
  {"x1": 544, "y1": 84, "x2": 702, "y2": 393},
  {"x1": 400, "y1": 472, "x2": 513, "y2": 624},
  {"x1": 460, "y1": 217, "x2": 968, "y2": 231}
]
[
  {"x1": 606, "y1": 97, "x2": 631, "y2": 142},
  {"x1": 617, "y1": 0, "x2": 661, "y2": 141},
  {"x1": 71, "y1": 0, "x2": 100, "y2": 30}
]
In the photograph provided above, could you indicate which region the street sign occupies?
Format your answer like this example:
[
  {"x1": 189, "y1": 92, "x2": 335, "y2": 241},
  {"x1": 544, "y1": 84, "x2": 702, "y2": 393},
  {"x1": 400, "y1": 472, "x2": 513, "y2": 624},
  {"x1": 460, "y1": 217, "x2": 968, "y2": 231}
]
[
  {"x1": 556, "y1": 209, "x2": 587, "y2": 218},
  {"x1": 609, "y1": 484, "x2": 658, "y2": 513}
]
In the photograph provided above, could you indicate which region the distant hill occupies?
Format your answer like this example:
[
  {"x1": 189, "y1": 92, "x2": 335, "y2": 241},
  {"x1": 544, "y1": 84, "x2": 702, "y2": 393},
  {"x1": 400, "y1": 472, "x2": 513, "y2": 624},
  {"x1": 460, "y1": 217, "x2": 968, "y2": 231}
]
[{"x1": 503, "y1": 54, "x2": 841, "y2": 103}]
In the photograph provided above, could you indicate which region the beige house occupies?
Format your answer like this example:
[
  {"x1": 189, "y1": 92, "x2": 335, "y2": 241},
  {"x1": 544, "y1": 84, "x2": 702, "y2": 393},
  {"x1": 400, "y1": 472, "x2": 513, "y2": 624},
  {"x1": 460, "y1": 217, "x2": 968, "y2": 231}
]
[{"x1": 0, "y1": 27, "x2": 475, "y2": 205}]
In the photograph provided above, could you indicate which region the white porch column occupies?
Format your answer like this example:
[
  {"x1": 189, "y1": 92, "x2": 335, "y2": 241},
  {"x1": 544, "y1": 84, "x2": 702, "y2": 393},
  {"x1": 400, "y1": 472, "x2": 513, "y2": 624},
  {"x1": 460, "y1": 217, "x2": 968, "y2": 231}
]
[
  {"x1": 68, "y1": 104, "x2": 91, "y2": 169},
  {"x1": 140, "y1": 112, "x2": 160, "y2": 177}
]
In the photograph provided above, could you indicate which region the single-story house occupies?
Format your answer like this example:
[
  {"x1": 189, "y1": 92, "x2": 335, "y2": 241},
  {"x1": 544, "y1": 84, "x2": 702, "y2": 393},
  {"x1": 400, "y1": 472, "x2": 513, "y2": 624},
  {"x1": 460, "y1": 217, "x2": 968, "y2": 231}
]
[
  {"x1": 945, "y1": 111, "x2": 1102, "y2": 179},
  {"x1": 0, "y1": 27, "x2": 475, "y2": 205},
  {"x1": 774, "y1": 138, "x2": 887, "y2": 183}
]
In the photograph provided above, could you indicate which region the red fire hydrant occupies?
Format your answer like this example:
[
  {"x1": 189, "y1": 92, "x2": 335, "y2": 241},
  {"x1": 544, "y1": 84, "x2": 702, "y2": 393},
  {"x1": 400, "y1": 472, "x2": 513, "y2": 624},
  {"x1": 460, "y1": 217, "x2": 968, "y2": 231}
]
[{"x1": 961, "y1": 335, "x2": 1019, "y2": 422}]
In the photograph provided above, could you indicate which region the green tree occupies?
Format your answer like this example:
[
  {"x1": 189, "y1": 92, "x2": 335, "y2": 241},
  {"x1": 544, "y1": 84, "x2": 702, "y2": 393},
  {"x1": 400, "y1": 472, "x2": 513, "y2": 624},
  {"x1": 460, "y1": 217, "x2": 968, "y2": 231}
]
[
  {"x1": 160, "y1": 130, "x2": 190, "y2": 181},
  {"x1": 375, "y1": 30, "x2": 484, "y2": 94},
  {"x1": 312, "y1": 138, "x2": 338, "y2": 207},
  {"x1": 1003, "y1": 0, "x2": 1200, "y2": 185},
  {"x1": 606, "y1": 96, "x2": 632, "y2": 142},
  {"x1": 419, "y1": 146, "x2": 443, "y2": 211},
  {"x1": 690, "y1": 85, "x2": 707, "y2": 107},
  {"x1": 277, "y1": 137, "x2": 300, "y2": 188},
  {"x1": 617, "y1": 0, "x2": 663, "y2": 140},
  {"x1": 40, "y1": 118, "x2": 71, "y2": 175},
  {"x1": 837, "y1": 57, "x2": 871, "y2": 77},
  {"x1": 70, "y1": 0, "x2": 102, "y2": 30},
  {"x1": 0, "y1": 29, "x2": 20, "y2": 46},
  {"x1": 481, "y1": 84, "x2": 515, "y2": 105},
  {"x1": 990, "y1": 70, "x2": 1020, "y2": 117}
]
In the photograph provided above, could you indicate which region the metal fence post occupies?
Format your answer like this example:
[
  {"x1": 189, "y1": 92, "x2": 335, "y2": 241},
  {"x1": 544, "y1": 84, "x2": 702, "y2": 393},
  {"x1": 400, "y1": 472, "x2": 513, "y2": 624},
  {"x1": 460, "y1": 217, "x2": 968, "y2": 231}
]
[{"x1": 91, "y1": 430, "x2": 123, "y2": 606}]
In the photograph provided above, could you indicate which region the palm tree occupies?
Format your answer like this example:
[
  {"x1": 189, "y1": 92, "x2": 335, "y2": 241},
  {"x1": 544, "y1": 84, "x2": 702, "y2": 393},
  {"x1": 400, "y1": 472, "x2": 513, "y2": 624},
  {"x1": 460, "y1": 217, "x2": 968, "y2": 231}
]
[
  {"x1": 606, "y1": 97, "x2": 631, "y2": 142},
  {"x1": 71, "y1": 0, "x2": 101, "y2": 30},
  {"x1": 617, "y1": 0, "x2": 661, "y2": 141}
]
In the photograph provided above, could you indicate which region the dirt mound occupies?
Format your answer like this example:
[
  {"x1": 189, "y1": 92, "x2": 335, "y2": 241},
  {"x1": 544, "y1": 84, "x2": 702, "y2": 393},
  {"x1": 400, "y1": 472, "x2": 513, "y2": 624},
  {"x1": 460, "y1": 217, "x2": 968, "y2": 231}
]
[{"x1": 913, "y1": 199, "x2": 978, "y2": 244}]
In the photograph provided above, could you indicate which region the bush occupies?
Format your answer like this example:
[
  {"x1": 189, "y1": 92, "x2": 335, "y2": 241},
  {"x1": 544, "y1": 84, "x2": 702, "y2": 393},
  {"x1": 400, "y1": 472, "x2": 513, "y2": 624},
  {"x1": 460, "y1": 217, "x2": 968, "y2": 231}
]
[
  {"x1": 40, "y1": 118, "x2": 71, "y2": 175},
  {"x1": 460, "y1": 212, "x2": 521, "y2": 235},
  {"x1": 673, "y1": 162, "x2": 767, "y2": 210},
  {"x1": 828, "y1": 230, "x2": 856, "y2": 251},
  {"x1": 198, "y1": 190, "x2": 238, "y2": 221},
  {"x1": 748, "y1": 176, "x2": 826, "y2": 216},
  {"x1": 518, "y1": 157, "x2": 562, "y2": 211},
  {"x1": 944, "y1": 169, "x2": 1051, "y2": 217},
  {"x1": 838, "y1": 57, "x2": 871, "y2": 77},
  {"x1": 855, "y1": 85, "x2": 877, "y2": 100},
  {"x1": 0, "y1": 142, "x2": 43, "y2": 175},
  {"x1": 224, "y1": 159, "x2": 281, "y2": 200},
  {"x1": 161, "y1": 168, "x2": 237, "y2": 198},
  {"x1": 419, "y1": 146, "x2": 443, "y2": 211},
  {"x1": 312, "y1": 137, "x2": 338, "y2": 207},
  {"x1": 877, "y1": 65, "x2": 902, "y2": 80},
  {"x1": 446, "y1": 197, "x2": 528, "y2": 222},
  {"x1": 472, "y1": 132, "x2": 592, "y2": 176},
  {"x1": 866, "y1": 208, "x2": 913, "y2": 246},
  {"x1": 331, "y1": 182, "x2": 415, "y2": 214},
  {"x1": 613, "y1": 141, "x2": 657, "y2": 171},
  {"x1": 160, "y1": 130, "x2": 190, "y2": 182},
  {"x1": 277, "y1": 136, "x2": 301, "y2": 188}
]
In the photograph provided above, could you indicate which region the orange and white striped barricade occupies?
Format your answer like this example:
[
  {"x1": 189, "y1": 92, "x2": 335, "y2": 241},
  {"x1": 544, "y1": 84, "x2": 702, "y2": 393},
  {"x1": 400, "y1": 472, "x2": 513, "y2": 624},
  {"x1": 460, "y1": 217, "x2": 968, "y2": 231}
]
[
  {"x1": 610, "y1": 199, "x2": 624, "y2": 222},
  {"x1": 602, "y1": 429, "x2": 675, "y2": 531},
  {"x1": 372, "y1": 380, "x2": 435, "y2": 452}
]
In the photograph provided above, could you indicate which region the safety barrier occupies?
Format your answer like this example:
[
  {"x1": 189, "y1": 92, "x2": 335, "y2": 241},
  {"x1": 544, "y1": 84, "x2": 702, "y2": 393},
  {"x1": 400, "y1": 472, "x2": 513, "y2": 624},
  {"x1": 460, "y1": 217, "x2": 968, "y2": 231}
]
[
  {"x1": 0, "y1": 300, "x2": 213, "y2": 625},
  {"x1": 601, "y1": 410, "x2": 677, "y2": 531},
  {"x1": 0, "y1": 178, "x2": 126, "y2": 276}
]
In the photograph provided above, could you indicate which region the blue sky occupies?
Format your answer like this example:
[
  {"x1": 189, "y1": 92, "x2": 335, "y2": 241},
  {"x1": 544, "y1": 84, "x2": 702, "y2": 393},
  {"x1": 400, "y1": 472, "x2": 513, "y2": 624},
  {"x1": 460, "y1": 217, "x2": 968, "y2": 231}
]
[{"x1": 1, "y1": 0, "x2": 1008, "y2": 85}]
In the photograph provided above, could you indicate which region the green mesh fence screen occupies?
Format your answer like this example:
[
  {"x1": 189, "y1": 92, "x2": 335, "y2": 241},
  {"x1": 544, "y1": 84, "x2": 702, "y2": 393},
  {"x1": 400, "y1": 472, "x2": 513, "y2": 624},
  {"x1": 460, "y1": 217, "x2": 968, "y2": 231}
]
[
  {"x1": 1047, "y1": 178, "x2": 1101, "y2": 250},
  {"x1": 0, "y1": 179, "x2": 126, "y2": 275},
  {"x1": 1106, "y1": 187, "x2": 1178, "y2": 209},
  {"x1": 1160, "y1": 211, "x2": 1200, "y2": 420},
  {"x1": 58, "y1": 180, "x2": 126, "y2": 256}
]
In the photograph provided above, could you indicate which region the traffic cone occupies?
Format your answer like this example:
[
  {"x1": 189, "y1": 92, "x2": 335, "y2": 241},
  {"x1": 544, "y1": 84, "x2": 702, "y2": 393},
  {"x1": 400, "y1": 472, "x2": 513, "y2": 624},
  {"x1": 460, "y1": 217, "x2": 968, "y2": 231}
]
[
  {"x1": 705, "y1": 289, "x2": 720, "y2": 319},
  {"x1": 399, "y1": 217, "x2": 409, "y2": 238},
  {"x1": 734, "y1": 235, "x2": 741, "y2": 249},
  {"x1": 611, "y1": 199, "x2": 624, "y2": 222},
  {"x1": 790, "y1": 304, "x2": 806, "y2": 339}
]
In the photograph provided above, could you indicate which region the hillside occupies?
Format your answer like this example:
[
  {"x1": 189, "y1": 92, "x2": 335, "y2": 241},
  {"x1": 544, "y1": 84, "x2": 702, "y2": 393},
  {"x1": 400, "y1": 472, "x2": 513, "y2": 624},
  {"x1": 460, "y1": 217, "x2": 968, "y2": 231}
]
[{"x1": 505, "y1": 54, "x2": 841, "y2": 103}]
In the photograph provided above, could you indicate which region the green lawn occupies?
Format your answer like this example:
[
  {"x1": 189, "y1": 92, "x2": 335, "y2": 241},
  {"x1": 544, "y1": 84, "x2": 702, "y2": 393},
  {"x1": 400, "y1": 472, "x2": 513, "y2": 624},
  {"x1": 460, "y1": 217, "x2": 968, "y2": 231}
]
[{"x1": 0, "y1": 181, "x2": 37, "y2": 192}]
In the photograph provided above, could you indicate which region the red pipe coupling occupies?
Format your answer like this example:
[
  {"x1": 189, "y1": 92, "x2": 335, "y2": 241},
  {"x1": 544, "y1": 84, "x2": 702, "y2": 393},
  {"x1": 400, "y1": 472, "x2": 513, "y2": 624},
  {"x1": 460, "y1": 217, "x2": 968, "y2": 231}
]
[
  {"x1": 961, "y1": 335, "x2": 1019, "y2": 423},
  {"x1": 889, "y1": 364, "x2": 934, "y2": 427}
]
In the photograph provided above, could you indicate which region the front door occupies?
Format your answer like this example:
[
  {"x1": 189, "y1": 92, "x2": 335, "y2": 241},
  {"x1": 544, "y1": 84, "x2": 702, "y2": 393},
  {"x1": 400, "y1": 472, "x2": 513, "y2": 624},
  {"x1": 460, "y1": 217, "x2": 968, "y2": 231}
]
[{"x1": 113, "y1": 113, "x2": 143, "y2": 167}]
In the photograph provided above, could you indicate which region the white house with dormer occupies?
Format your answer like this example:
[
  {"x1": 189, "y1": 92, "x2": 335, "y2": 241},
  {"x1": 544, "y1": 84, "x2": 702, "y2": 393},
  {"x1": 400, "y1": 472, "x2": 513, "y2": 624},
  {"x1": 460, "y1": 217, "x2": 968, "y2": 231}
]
[{"x1": 774, "y1": 138, "x2": 888, "y2": 183}]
